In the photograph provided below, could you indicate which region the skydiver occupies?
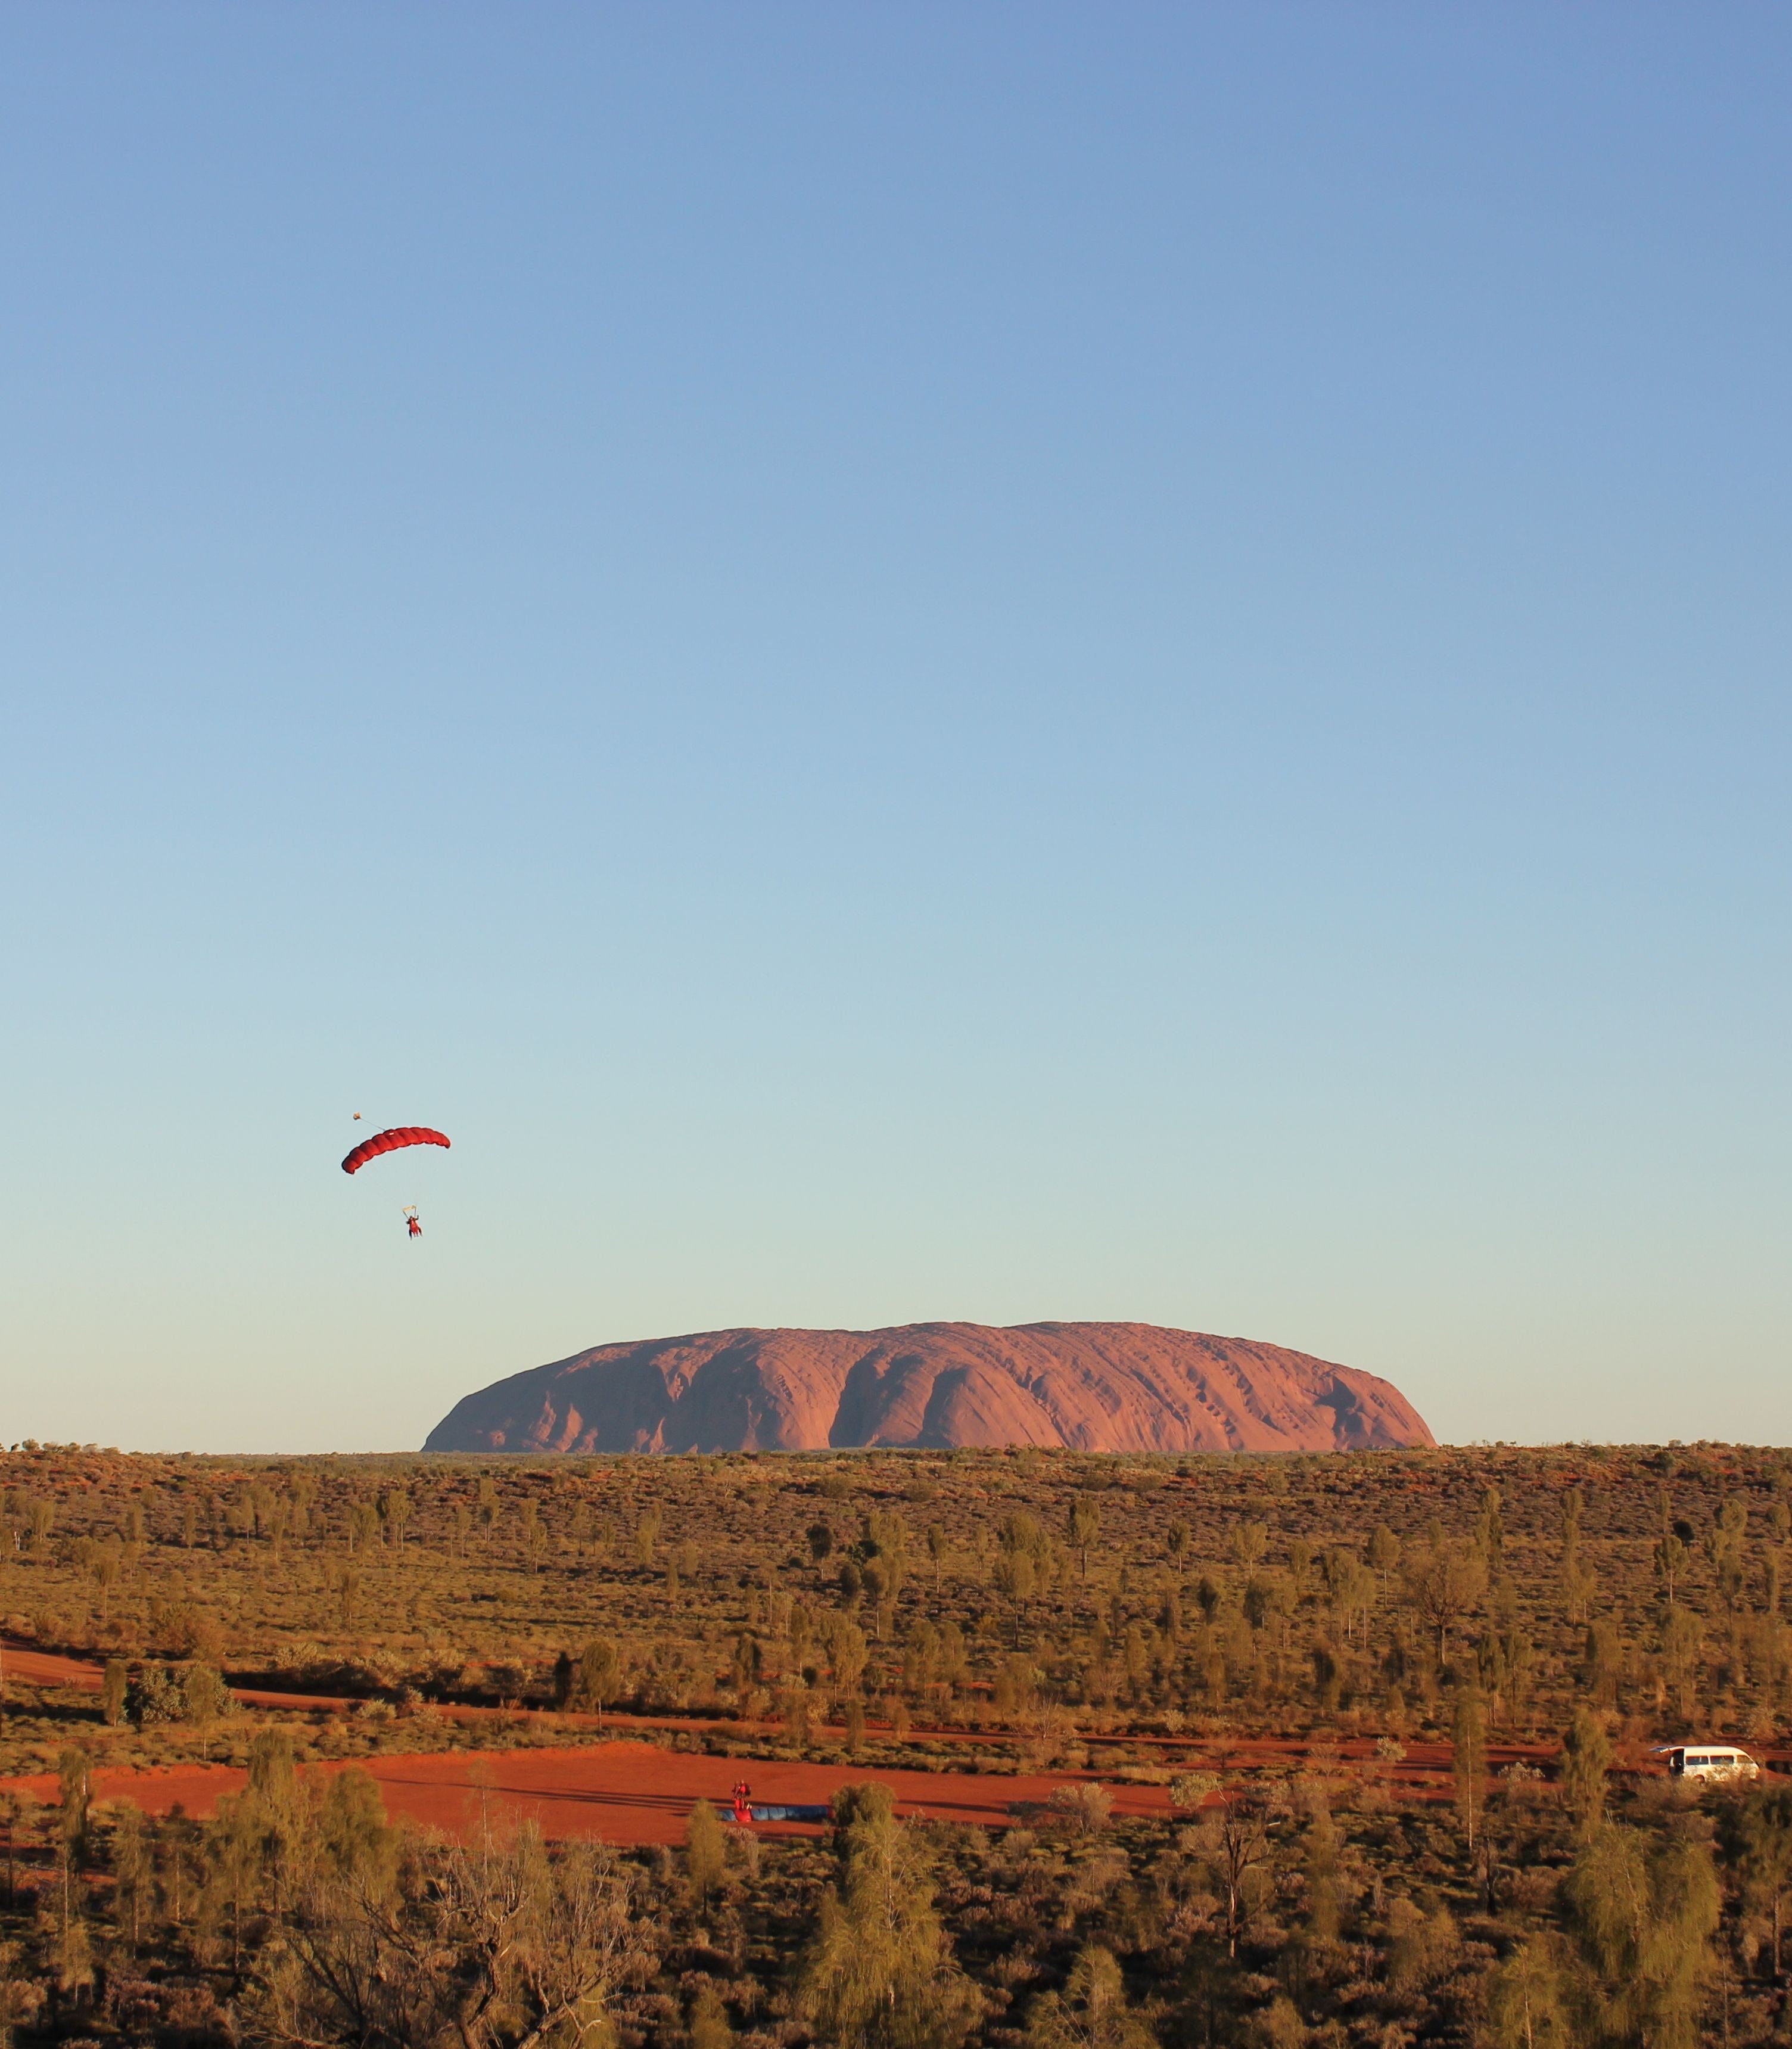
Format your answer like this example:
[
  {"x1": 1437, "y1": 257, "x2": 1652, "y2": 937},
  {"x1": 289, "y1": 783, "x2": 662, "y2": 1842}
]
[{"x1": 403, "y1": 1206, "x2": 422, "y2": 1240}]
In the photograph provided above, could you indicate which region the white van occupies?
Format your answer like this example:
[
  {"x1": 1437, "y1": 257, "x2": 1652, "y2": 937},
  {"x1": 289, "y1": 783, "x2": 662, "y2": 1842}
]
[{"x1": 1661, "y1": 1743, "x2": 1760, "y2": 1783}]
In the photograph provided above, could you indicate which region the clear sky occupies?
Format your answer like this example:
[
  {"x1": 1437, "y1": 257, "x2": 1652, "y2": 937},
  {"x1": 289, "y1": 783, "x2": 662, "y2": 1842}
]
[{"x1": 3, "y1": 4, "x2": 1788, "y2": 1454}]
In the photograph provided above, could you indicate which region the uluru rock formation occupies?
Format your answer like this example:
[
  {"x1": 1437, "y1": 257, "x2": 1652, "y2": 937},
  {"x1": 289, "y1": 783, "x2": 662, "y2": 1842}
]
[{"x1": 424, "y1": 1322, "x2": 1434, "y2": 1456}]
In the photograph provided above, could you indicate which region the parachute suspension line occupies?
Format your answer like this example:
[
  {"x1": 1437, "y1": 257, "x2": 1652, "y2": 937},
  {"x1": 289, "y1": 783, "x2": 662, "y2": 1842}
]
[{"x1": 337, "y1": 1126, "x2": 447, "y2": 1242}]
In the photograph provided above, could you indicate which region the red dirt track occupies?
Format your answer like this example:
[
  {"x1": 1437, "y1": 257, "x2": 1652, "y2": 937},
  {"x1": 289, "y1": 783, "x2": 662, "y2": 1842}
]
[
  {"x1": 0, "y1": 1743, "x2": 1178, "y2": 1846},
  {"x1": 1, "y1": 1645, "x2": 102, "y2": 1692},
  {"x1": 1, "y1": 1639, "x2": 1640, "y2": 1839}
]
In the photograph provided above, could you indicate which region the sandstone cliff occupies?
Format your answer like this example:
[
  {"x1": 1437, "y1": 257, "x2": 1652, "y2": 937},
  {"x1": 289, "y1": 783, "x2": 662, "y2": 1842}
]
[{"x1": 423, "y1": 1322, "x2": 1433, "y2": 1455}]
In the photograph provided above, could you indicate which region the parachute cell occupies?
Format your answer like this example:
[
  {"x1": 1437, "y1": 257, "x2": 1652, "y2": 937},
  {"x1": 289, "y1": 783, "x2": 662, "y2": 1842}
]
[{"x1": 341, "y1": 1126, "x2": 451, "y2": 1175}]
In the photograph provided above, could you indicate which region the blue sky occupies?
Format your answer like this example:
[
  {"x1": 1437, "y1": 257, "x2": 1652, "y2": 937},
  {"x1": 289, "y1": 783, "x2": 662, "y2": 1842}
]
[{"x1": 3, "y1": 4, "x2": 1788, "y2": 1452}]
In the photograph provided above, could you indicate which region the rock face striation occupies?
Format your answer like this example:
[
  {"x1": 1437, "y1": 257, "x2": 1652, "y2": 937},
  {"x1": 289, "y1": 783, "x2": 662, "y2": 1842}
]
[{"x1": 423, "y1": 1322, "x2": 1434, "y2": 1456}]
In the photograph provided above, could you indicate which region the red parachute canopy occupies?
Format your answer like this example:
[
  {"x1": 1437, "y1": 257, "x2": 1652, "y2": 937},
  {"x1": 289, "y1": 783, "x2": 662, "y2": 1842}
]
[{"x1": 340, "y1": 1127, "x2": 451, "y2": 1176}]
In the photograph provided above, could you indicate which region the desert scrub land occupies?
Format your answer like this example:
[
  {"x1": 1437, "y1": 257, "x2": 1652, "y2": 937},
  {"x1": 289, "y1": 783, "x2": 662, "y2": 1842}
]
[
  {"x1": 1, "y1": 1439, "x2": 1788, "y2": 1758},
  {"x1": 0, "y1": 1438, "x2": 1789, "y2": 2045}
]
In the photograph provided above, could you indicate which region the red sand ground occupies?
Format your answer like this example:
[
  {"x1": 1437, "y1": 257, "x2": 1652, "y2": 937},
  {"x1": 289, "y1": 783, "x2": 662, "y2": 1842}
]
[
  {"x1": 0, "y1": 1721, "x2": 1565, "y2": 1848},
  {"x1": 1, "y1": 1645, "x2": 101, "y2": 1692},
  {"x1": 0, "y1": 1638, "x2": 1493, "y2": 1779},
  {"x1": 1, "y1": 1744, "x2": 1182, "y2": 1846},
  {"x1": 5, "y1": 1640, "x2": 1741, "y2": 1845}
]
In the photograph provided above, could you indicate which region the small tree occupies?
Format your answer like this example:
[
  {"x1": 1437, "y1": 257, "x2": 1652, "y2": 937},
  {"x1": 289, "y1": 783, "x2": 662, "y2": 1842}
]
[
  {"x1": 101, "y1": 1659, "x2": 127, "y2": 1728},
  {"x1": 689, "y1": 1982, "x2": 733, "y2": 2049},
  {"x1": 183, "y1": 1663, "x2": 235, "y2": 1762},
  {"x1": 1404, "y1": 1530, "x2": 1488, "y2": 1664},
  {"x1": 782, "y1": 1685, "x2": 816, "y2": 1750},
  {"x1": 1454, "y1": 1687, "x2": 1488, "y2": 1852},
  {"x1": 1169, "y1": 1772, "x2": 1219, "y2": 1814},
  {"x1": 578, "y1": 1638, "x2": 622, "y2": 1723},
  {"x1": 1, "y1": 1792, "x2": 35, "y2": 1908},
  {"x1": 799, "y1": 1786, "x2": 981, "y2": 2049},
  {"x1": 1720, "y1": 1784, "x2": 1792, "y2": 1978},
  {"x1": 255, "y1": 1815, "x2": 648, "y2": 2049},
  {"x1": 377, "y1": 1488, "x2": 411, "y2": 1550},
  {"x1": 86, "y1": 1540, "x2": 122, "y2": 1625},
  {"x1": 1047, "y1": 1783, "x2": 1112, "y2": 1836},
  {"x1": 685, "y1": 1798, "x2": 727, "y2": 1906},
  {"x1": 126, "y1": 1663, "x2": 186, "y2": 1727},
  {"x1": 1367, "y1": 1522, "x2": 1401, "y2": 1603},
  {"x1": 54, "y1": 1748, "x2": 92, "y2": 1993},
  {"x1": 825, "y1": 1615, "x2": 869, "y2": 1694},
  {"x1": 205, "y1": 1786, "x2": 267, "y2": 1970},
  {"x1": 1660, "y1": 1605, "x2": 1704, "y2": 1717},
  {"x1": 1560, "y1": 1823, "x2": 1718, "y2": 2049},
  {"x1": 109, "y1": 1799, "x2": 154, "y2": 1951},
  {"x1": 247, "y1": 1727, "x2": 298, "y2": 1811},
  {"x1": 1302, "y1": 1799, "x2": 1341, "y2": 1947},
  {"x1": 1193, "y1": 1786, "x2": 1280, "y2": 1960},
  {"x1": 1023, "y1": 1943, "x2": 1153, "y2": 2049},
  {"x1": 1486, "y1": 1934, "x2": 1568, "y2": 2049},
  {"x1": 1560, "y1": 1706, "x2": 1612, "y2": 1838}
]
